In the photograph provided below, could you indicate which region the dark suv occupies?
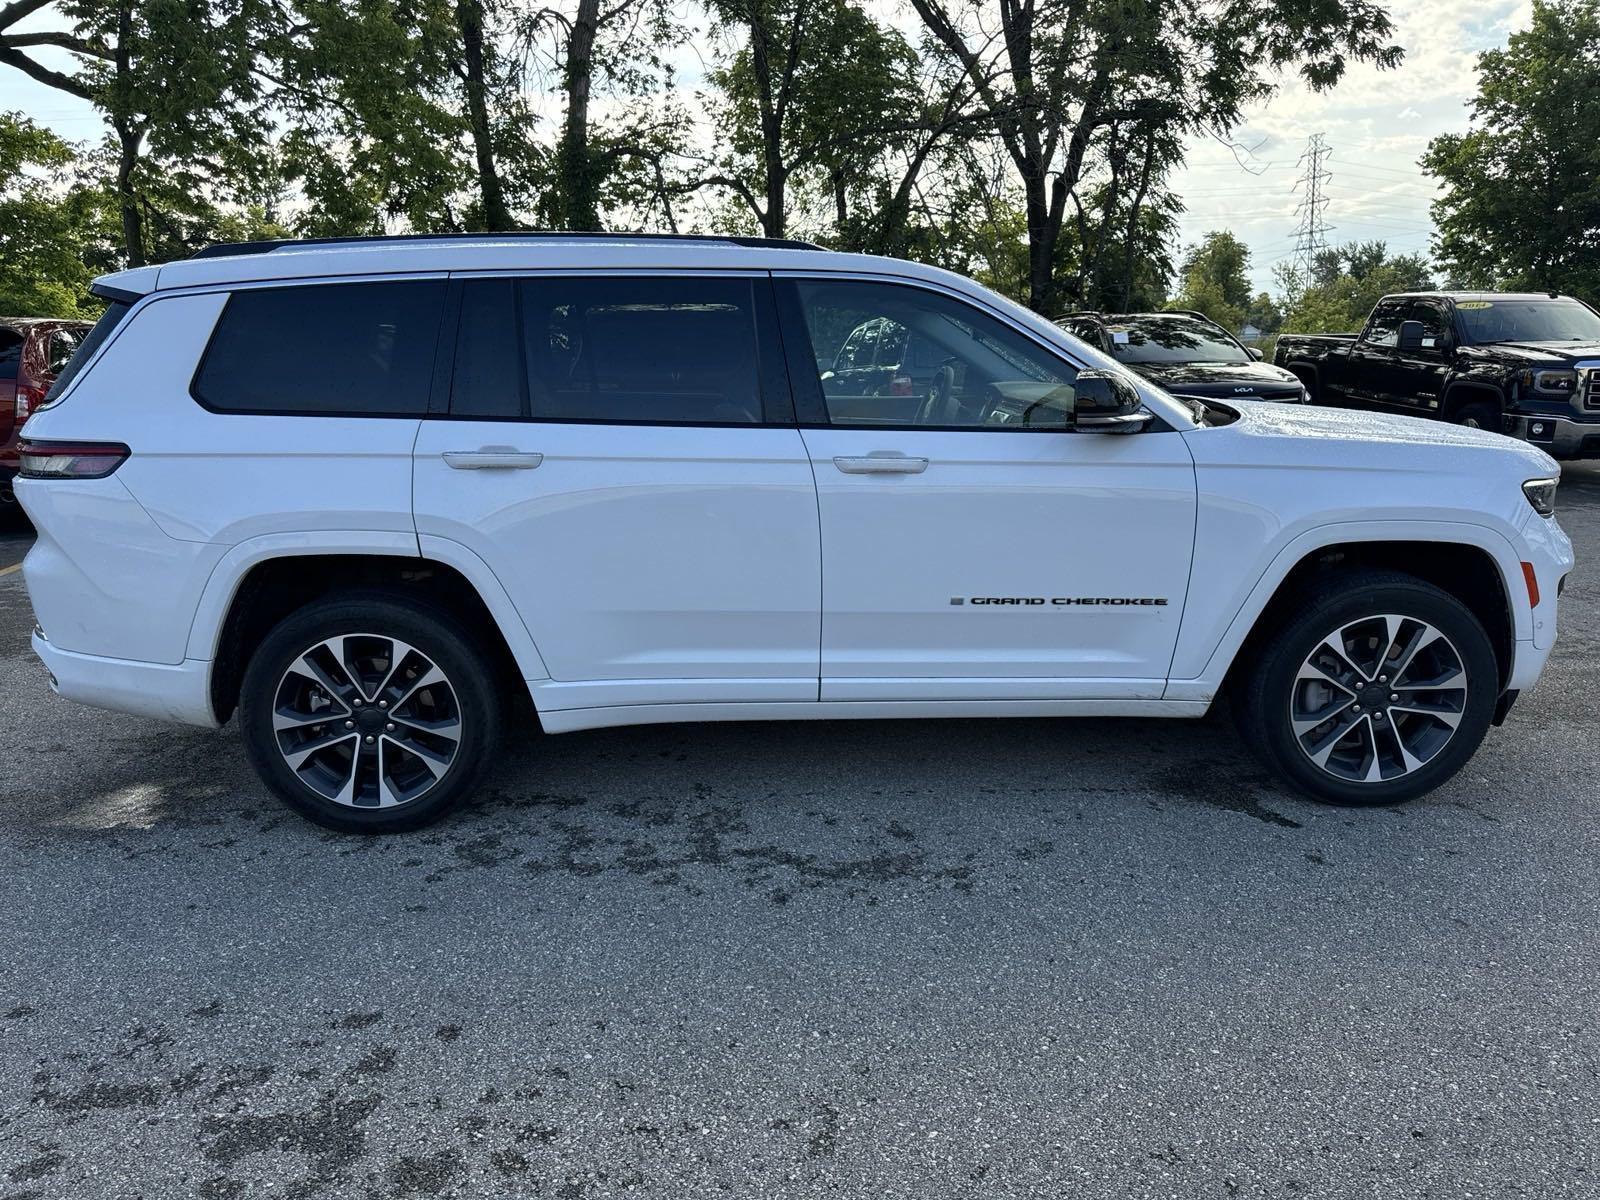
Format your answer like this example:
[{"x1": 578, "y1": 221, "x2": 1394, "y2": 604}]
[
  {"x1": 2, "y1": 318, "x2": 92, "y2": 509},
  {"x1": 1059, "y1": 311, "x2": 1306, "y2": 404}
]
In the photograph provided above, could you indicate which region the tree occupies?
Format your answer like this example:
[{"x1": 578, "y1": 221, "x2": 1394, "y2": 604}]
[
  {"x1": 906, "y1": 0, "x2": 1403, "y2": 313},
  {"x1": 1277, "y1": 240, "x2": 1434, "y2": 332},
  {"x1": 0, "y1": 111, "x2": 115, "y2": 315},
  {"x1": 1423, "y1": 0, "x2": 1600, "y2": 301},
  {"x1": 1172, "y1": 231, "x2": 1252, "y2": 328},
  {"x1": 699, "y1": 0, "x2": 921, "y2": 238}
]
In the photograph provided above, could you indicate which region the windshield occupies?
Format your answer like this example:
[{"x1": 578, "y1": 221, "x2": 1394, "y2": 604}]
[
  {"x1": 1103, "y1": 316, "x2": 1250, "y2": 365},
  {"x1": 1456, "y1": 299, "x2": 1600, "y2": 345}
]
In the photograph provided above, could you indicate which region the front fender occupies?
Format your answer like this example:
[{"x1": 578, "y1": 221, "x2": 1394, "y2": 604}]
[{"x1": 1164, "y1": 518, "x2": 1530, "y2": 702}]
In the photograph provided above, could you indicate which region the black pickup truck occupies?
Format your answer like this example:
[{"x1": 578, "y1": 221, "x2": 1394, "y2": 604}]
[{"x1": 1275, "y1": 291, "x2": 1600, "y2": 459}]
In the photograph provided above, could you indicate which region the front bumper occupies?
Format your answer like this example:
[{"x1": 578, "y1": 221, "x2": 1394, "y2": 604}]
[
  {"x1": 1507, "y1": 411, "x2": 1600, "y2": 459},
  {"x1": 31, "y1": 630, "x2": 219, "y2": 728}
]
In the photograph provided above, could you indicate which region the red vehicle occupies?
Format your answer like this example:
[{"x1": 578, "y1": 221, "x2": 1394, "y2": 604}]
[{"x1": 1, "y1": 318, "x2": 92, "y2": 512}]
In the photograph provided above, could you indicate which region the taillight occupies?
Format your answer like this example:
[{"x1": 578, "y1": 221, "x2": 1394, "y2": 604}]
[
  {"x1": 17, "y1": 439, "x2": 130, "y2": 480},
  {"x1": 889, "y1": 374, "x2": 913, "y2": 396},
  {"x1": 15, "y1": 382, "x2": 46, "y2": 421}
]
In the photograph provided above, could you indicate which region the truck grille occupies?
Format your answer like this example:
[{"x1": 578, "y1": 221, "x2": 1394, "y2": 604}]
[{"x1": 1585, "y1": 368, "x2": 1600, "y2": 411}]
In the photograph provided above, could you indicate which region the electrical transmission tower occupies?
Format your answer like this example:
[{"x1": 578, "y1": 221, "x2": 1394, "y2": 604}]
[{"x1": 1289, "y1": 134, "x2": 1333, "y2": 293}]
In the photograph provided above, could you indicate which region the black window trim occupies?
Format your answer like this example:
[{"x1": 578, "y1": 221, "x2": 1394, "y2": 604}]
[
  {"x1": 770, "y1": 273, "x2": 1170, "y2": 433},
  {"x1": 434, "y1": 269, "x2": 797, "y2": 428},
  {"x1": 188, "y1": 274, "x2": 451, "y2": 420}
]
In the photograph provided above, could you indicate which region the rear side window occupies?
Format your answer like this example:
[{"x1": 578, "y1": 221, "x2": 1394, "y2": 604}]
[
  {"x1": 194, "y1": 280, "x2": 445, "y2": 416},
  {"x1": 0, "y1": 328, "x2": 21, "y2": 382},
  {"x1": 47, "y1": 329, "x2": 81, "y2": 375},
  {"x1": 43, "y1": 302, "x2": 130, "y2": 403},
  {"x1": 449, "y1": 275, "x2": 771, "y2": 425},
  {"x1": 526, "y1": 276, "x2": 762, "y2": 424}
]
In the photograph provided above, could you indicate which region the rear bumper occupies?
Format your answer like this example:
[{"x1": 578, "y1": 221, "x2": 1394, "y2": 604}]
[
  {"x1": 1507, "y1": 412, "x2": 1600, "y2": 459},
  {"x1": 31, "y1": 630, "x2": 219, "y2": 728}
]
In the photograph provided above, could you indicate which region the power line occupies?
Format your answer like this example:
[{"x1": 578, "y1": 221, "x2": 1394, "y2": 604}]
[{"x1": 1288, "y1": 133, "x2": 1334, "y2": 291}]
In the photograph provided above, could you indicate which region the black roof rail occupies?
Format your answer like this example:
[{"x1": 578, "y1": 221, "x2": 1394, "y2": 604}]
[{"x1": 190, "y1": 230, "x2": 823, "y2": 259}]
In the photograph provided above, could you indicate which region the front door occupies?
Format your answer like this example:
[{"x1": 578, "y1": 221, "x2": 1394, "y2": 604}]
[
  {"x1": 775, "y1": 276, "x2": 1197, "y2": 702},
  {"x1": 1347, "y1": 298, "x2": 1407, "y2": 408},
  {"x1": 1388, "y1": 298, "x2": 1453, "y2": 416},
  {"x1": 412, "y1": 272, "x2": 821, "y2": 712}
]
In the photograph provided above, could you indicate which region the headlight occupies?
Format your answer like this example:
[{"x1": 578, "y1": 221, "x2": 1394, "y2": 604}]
[
  {"x1": 1521, "y1": 369, "x2": 1577, "y2": 395},
  {"x1": 1523, "y1": 477, "x2": 1558, "y2": 516}
]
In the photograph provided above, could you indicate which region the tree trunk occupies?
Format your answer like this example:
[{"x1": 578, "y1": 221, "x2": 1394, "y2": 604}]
[
  {"x1": 457, "y1": 0, "x2": 512, "y2": 230},
  {"x1": 557, "y1": 0, "x2": 602, "y2": 230},
  {"x1": 114, "y1": 117, "x2": 144, "y2": 267},
  {"x1": 113, "y1": 1, "x2": 144, "y2": 266}
]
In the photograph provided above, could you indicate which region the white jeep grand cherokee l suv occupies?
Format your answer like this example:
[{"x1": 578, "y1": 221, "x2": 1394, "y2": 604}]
[{"x1": 15, "y1": 234, "x2": 1574, "y2": 832}]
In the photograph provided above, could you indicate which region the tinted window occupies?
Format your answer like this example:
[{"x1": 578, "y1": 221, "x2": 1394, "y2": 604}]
[
  {"x1": 794, "y1": 281, "x2": 1079, "y2": 428},
  {"x1": 195, "y1": 281, "x2": 445, "y2": 415},
  {"x1": 1362, "y1": 300, "x2": 1408, "y2": 348},
  {"x1": 44, "y1": 302, "x2": 130, "y2": 403},
  {"x1": 0, "y1": 328, "x2": 21, "y2": 382},
  {"x1": 1104, "y1": 316, "x2": 1249, "y2": 364},
  {"x1": 47, "y1": 328, "x2": 81, "y2": 375},
  {"x1": 452, "y1": 278, "x2": 524, "y2": 418},
  {"x1": 1455, "y1": 298, "x2": 1600, "y2": 344},
  {"x1": 1407, "y1": 301, "x2": 1450, "y2": 351},
  {"x1": 519, "y1": 276, "x2": 763, "y2": 424}
]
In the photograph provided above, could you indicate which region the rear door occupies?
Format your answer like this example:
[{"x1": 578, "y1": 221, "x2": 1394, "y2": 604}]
[
  {"x1": 411, "y1": 272, "x2": 821, "y2": 713},
  {"x1": 776, "y1": 276, "x2": 1197, "y2": 701}
]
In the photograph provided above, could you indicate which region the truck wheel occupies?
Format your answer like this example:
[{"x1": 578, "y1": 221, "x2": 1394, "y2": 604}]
[
  {"x1": 1235, "y1": 571, "x2": 1497, "y2": 806},
  {"x1": 1454, "y1": 401, "x2": 1498, "y2": 431},
  {"x1": 239, "y1": 591, "x2": 503, "y2": 833}
]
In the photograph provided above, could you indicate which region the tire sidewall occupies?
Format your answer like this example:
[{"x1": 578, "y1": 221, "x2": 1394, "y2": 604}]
[
  {"x1": 1254, "y1": 581, "x2": 1498, "y2": 806},
  {"x1": 239, "y1": 596, "x2": 501, "y2": 833}
]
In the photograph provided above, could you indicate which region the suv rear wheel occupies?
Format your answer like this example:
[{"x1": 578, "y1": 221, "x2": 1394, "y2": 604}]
[
  {"x1": 1236, "y1": 571, "x2": 1498, "y2": 806},
  {"x1": 239, "y1": 592, "x2": 503, "y2": 832}
]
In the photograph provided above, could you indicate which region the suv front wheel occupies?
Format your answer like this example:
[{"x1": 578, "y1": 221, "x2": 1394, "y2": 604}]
[
  {"x1": 1237, "y1": 571, "x2": 1499, "y2": 806},
  {"x1": 239, "y1": 592, "x2": 503, "y2": 832}
]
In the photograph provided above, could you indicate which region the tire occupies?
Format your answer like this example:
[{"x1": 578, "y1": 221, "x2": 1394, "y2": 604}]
[
  {"x1": 1235, "y1": 570, "x2": 1498, "y2": 806},
  {"x1": 239, "y1": 591, "x2": 504, "y2": 833},
  {"x1": 1454, "y1": 400, "x2": 1498, "y2": 431}
]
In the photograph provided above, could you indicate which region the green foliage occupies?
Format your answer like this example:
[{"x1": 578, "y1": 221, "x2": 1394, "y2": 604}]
[
  {"x1": 1423, "y1": 0, "x2": 1600, "y2": 302},
  {"x1": 1280, "y1": 240, "x2": 1434, "y2": 333},
  {"x1": 0, "y1": 113, "x2": 115, "y2": 317},
  {"x1": 1172, "y1": 231, "x2": 1252, "y2": 329}
]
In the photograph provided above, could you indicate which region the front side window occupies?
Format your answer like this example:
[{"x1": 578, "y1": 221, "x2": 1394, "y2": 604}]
[
  {"x1": 194, "y1": 280, "x2": 445, "y2": 416},
  {"x1": 1362, "y1": 300, "x2": 1409, "y2": 349},
  {"x1": 1407, "y1": 301, "x2": 1450, "y2": 351},
  {"x1": 793, "y1": 281, "x2": 1079, "y2": 428}
]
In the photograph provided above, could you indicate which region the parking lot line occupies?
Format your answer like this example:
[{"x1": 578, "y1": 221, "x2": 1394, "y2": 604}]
[{"x1": 0, "y1": 563, "x2": 21, "y2": 577}]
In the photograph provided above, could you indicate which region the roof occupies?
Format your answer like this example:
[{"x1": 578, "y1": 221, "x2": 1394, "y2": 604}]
[
  {"x1": 92, "y1": 233, "x2": 980, "y2": 300},
  {"x1": 1381, "y1": 291, "x2": 1571, "y2": 303}
]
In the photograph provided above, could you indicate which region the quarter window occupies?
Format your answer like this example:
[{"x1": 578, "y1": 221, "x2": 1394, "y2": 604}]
[
  {"x1": 792, "y1": 280, "x2": 1079, "y2": 428},
  {"x1": 194, "y1": 280, "x2": 446, "y2": 416}
]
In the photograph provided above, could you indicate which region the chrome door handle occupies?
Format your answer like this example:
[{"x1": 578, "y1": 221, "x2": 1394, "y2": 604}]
[
  {"x1": 442, "y1": 450, "x2": 544, "y2": 470},
  {"x1": 833, "y1": 454, "x2": 929, "y2": 475}
]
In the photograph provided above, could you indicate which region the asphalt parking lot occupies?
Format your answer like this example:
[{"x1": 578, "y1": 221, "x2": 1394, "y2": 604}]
[{"x1": 1, "y1": 470, "x2": 1598, "y2": 1200}]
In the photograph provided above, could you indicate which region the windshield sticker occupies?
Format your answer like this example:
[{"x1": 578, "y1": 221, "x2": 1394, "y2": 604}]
[
  {"x1": 1422, "y1": 336, "x2": 1436, "y2": 347},
  {"x1": 1457, "y1": 301, "x2": 1494, "y2": 310},
  {"x1": 1111, "y1": 329, "x2": 1131, "y2": 344}
]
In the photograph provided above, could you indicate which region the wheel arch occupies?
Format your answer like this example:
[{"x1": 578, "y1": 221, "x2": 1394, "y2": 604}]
[
  {"x1": 1219, "y1": 539, "x2": 1516, "y2": 700},
  {"x1": 1441, "y1": 380, "x2": 1505, "y2": 422},
  {"x1": 194, "y1": 536, "x2": 548, "y2": 725}
]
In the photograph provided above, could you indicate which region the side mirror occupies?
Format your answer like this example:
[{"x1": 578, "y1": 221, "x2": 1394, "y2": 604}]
[
  {"x1": 1248, "y1": 347, "x2": 1264, "y2": 361},
  {"x1": 1073, "y1": 370, "x2": 1150, "y2": 433},
  {"x1": 1397, "y1": 319, "x2": 1426, "y2": 353}
]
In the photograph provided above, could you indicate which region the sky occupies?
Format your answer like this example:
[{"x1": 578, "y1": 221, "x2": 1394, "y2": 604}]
[{"x1": 0, "y1": 0, "x2": 1534, "y2": 294}]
